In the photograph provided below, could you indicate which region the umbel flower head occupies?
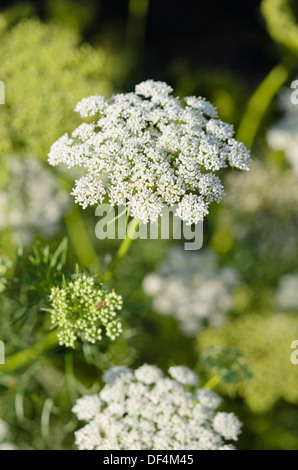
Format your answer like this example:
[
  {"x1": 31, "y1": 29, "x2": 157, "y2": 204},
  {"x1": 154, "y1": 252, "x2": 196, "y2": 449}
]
[
  {"x1": 267, "y1": 85, "x2": 298, "y2": 175},
  {"x1": 143, "y1": 247, "x2": 238, "y2": 335},
  {"x1": 217, "y1": 159, "x2": 298, "y2": 282},
  {"x1": 49, "y1": 274, "x2": 123, "y2": 348},
  {"x1": 199, "y1": 313, "x2": 298, "y2": 412},
  {"x1": 0, "y1": 156, "x2": 69, "y2": 244},
  {"x1": 0, "y1": 14, "x2": 113, "y2": 158},
  {"x1": 48, "y1": 80, "x2": 251, "y2": 225},
  {"x1": 275, "y1": 273, "x2": 298, "y2": 310},
  {"x1": 72, "y1": 364, "x2": 242, "y2": 450}
]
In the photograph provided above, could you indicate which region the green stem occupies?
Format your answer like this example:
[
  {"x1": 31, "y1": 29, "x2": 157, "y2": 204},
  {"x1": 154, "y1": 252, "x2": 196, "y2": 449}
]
[
  {"x1": 236, "y1": 63, "x2": 292, "y2": 149},
  {"x1": 55, "y1": 172, "x2": 101, "y2": 274},
  {"x1": 0, "y1": 331, "x2": 59, "y2": 375},
  {"x1": 0, "y1": 228, "x2": 18, "y2": 275},
  {"x1": 261, "y1": 0, "x2": 298, "y2": 57},
  {"x1": 203, "y1": 374, "x2": 221, "y2": 390},
  {"x1": 102, "y1": 217, "x2": 140, "y2": 282},
  {"x1": 64, "y1": 206, "x2": 101, "y2": 274}
]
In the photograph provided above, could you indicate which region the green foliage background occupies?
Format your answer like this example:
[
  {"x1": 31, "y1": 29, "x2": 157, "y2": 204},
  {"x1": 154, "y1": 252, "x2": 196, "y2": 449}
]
[{"x1": 0, "y1": 0, "x2": 298, "y2": 451}]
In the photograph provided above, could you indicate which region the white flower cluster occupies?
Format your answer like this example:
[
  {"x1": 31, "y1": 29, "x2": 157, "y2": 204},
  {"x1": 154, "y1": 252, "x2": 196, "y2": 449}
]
[
  {"x1": 275, "y1": 273, "x2": 298, "y2": 310},
  {"x1": 267, "y1": 86, "x2": 298, "y2": 174},
  {"x1": 224, "y1": 160, "x2": 298, "y2": 215},
  {"x1": 0, "y1": 420, "x2": 18, "y2": 451},
  {"x1": 0, "y1": 156, "x2": 69, "y2": 243},
  {"x1": 143, "y1": 247, "x2": 238, "y2": 335},
  {"x1": 222, "y1": 160, "x2": 298, "y2": 248},
  {"x1": 72, "y1": 364, "x2": 241, "y2": 450},
  {"x1": 49, "y1": 274, "x2": 123, "y2": 348},
  {"x1": 0, "y1": 255, "x2": 12, "y2": 292},
  {"x1": 48, "y1": 80, "x2": 251, "y2": 225}
]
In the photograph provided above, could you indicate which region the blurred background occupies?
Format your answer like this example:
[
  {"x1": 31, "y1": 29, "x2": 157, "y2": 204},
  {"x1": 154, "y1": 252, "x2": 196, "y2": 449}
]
[{"x1": 0, "y1": 0, "x2": 298, "y2": 451}]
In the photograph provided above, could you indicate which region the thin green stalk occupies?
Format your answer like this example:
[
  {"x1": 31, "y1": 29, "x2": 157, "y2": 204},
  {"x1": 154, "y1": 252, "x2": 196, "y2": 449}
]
[
  {"x1": 106, "y1": 206, "x2": 128, "y2": 227},
  {"x1": 236, "y1": 63, "x2": 292, "y2": 149},
  {"x1": 56, "y1": 172, "x2": 101, "y2": 274},
  {"x1": 261, "y1": 0, "x2": 298, "y2": 57},
  {"x1": 0, "y1": 331, "x2": 59, "y2": 375},
  {"x1": 40, "y1": 398, "x2": 54, "y2": 441},
  {"x1": 0, "y1": 228, "x2": 18, "y2": 275},
  {"x1": 64, "y1": 206, "x2": 101, "y2": 274},
  {"x1": 203, "y1": 375, "x2": 221, "y2": 390},
  {"x1": 102, "y1": 217, "x2": 140, "y2": 282}
]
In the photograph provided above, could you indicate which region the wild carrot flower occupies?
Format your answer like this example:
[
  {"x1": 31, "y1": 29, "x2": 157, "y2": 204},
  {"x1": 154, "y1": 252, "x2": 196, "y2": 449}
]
[
  {"x1": 218, "y1": 160, "x2": 298, "y2": 282},
  {"x1": 72, "y1": 364, "x2": 242, "y2": 450},
  {"x1": 49, "y1": 274, "x2": 123, "y2": 348},
  {"x1": 48, "y1": 80, "x2": 251, "y2": 225},
  {"x1": 275, "y1": 273, "x2": 298, "y2": 310},
  {"x1": 143, "y1": 247, "x2": 238, "y2": 334},
  {"x1": 267, "y1": 86, "x2": 298, "y2": 174},
  {"x1": 199, "y1": 313, "x2": 298, "y2": 412}
]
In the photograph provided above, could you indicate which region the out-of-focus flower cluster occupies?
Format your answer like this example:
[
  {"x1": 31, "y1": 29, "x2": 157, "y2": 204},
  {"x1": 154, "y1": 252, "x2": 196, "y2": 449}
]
[
  {"x1": 0, "y1": 15, "x2": 113, "y2": 159},
  {"x1": 143, "y1": 247, "x2": 238, "y2": 334},
  {"x1": 199, "y1": 313, "x2": 298, "y2": 412},
  {"x1": 275, "y1": 273, "x2": 298, "y2": 310},
  {"x1": 48, "y1": 80, "x2": 251, "y2": 225},
  {"x1": 0, "y1": 420, "x2": 18, "y2": 451},
  {"x1": 224, "y1": 160, "x2": 298, "y2": 222},
  {"x1": 267, "y1": 86, "x2": 298, "y2": 174},
  {"x1": 49, "y1": 274, "x2": 123, "y2": 348},
  {"x1": 0, "y1": 156, "x2": 69, "y2": 243},
  {"x1": 72, "y1": 364, "x2": 241, "y2": 450},
  {"x1": 217, "y1": 160, "x2": 298, "y2": 280}
]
